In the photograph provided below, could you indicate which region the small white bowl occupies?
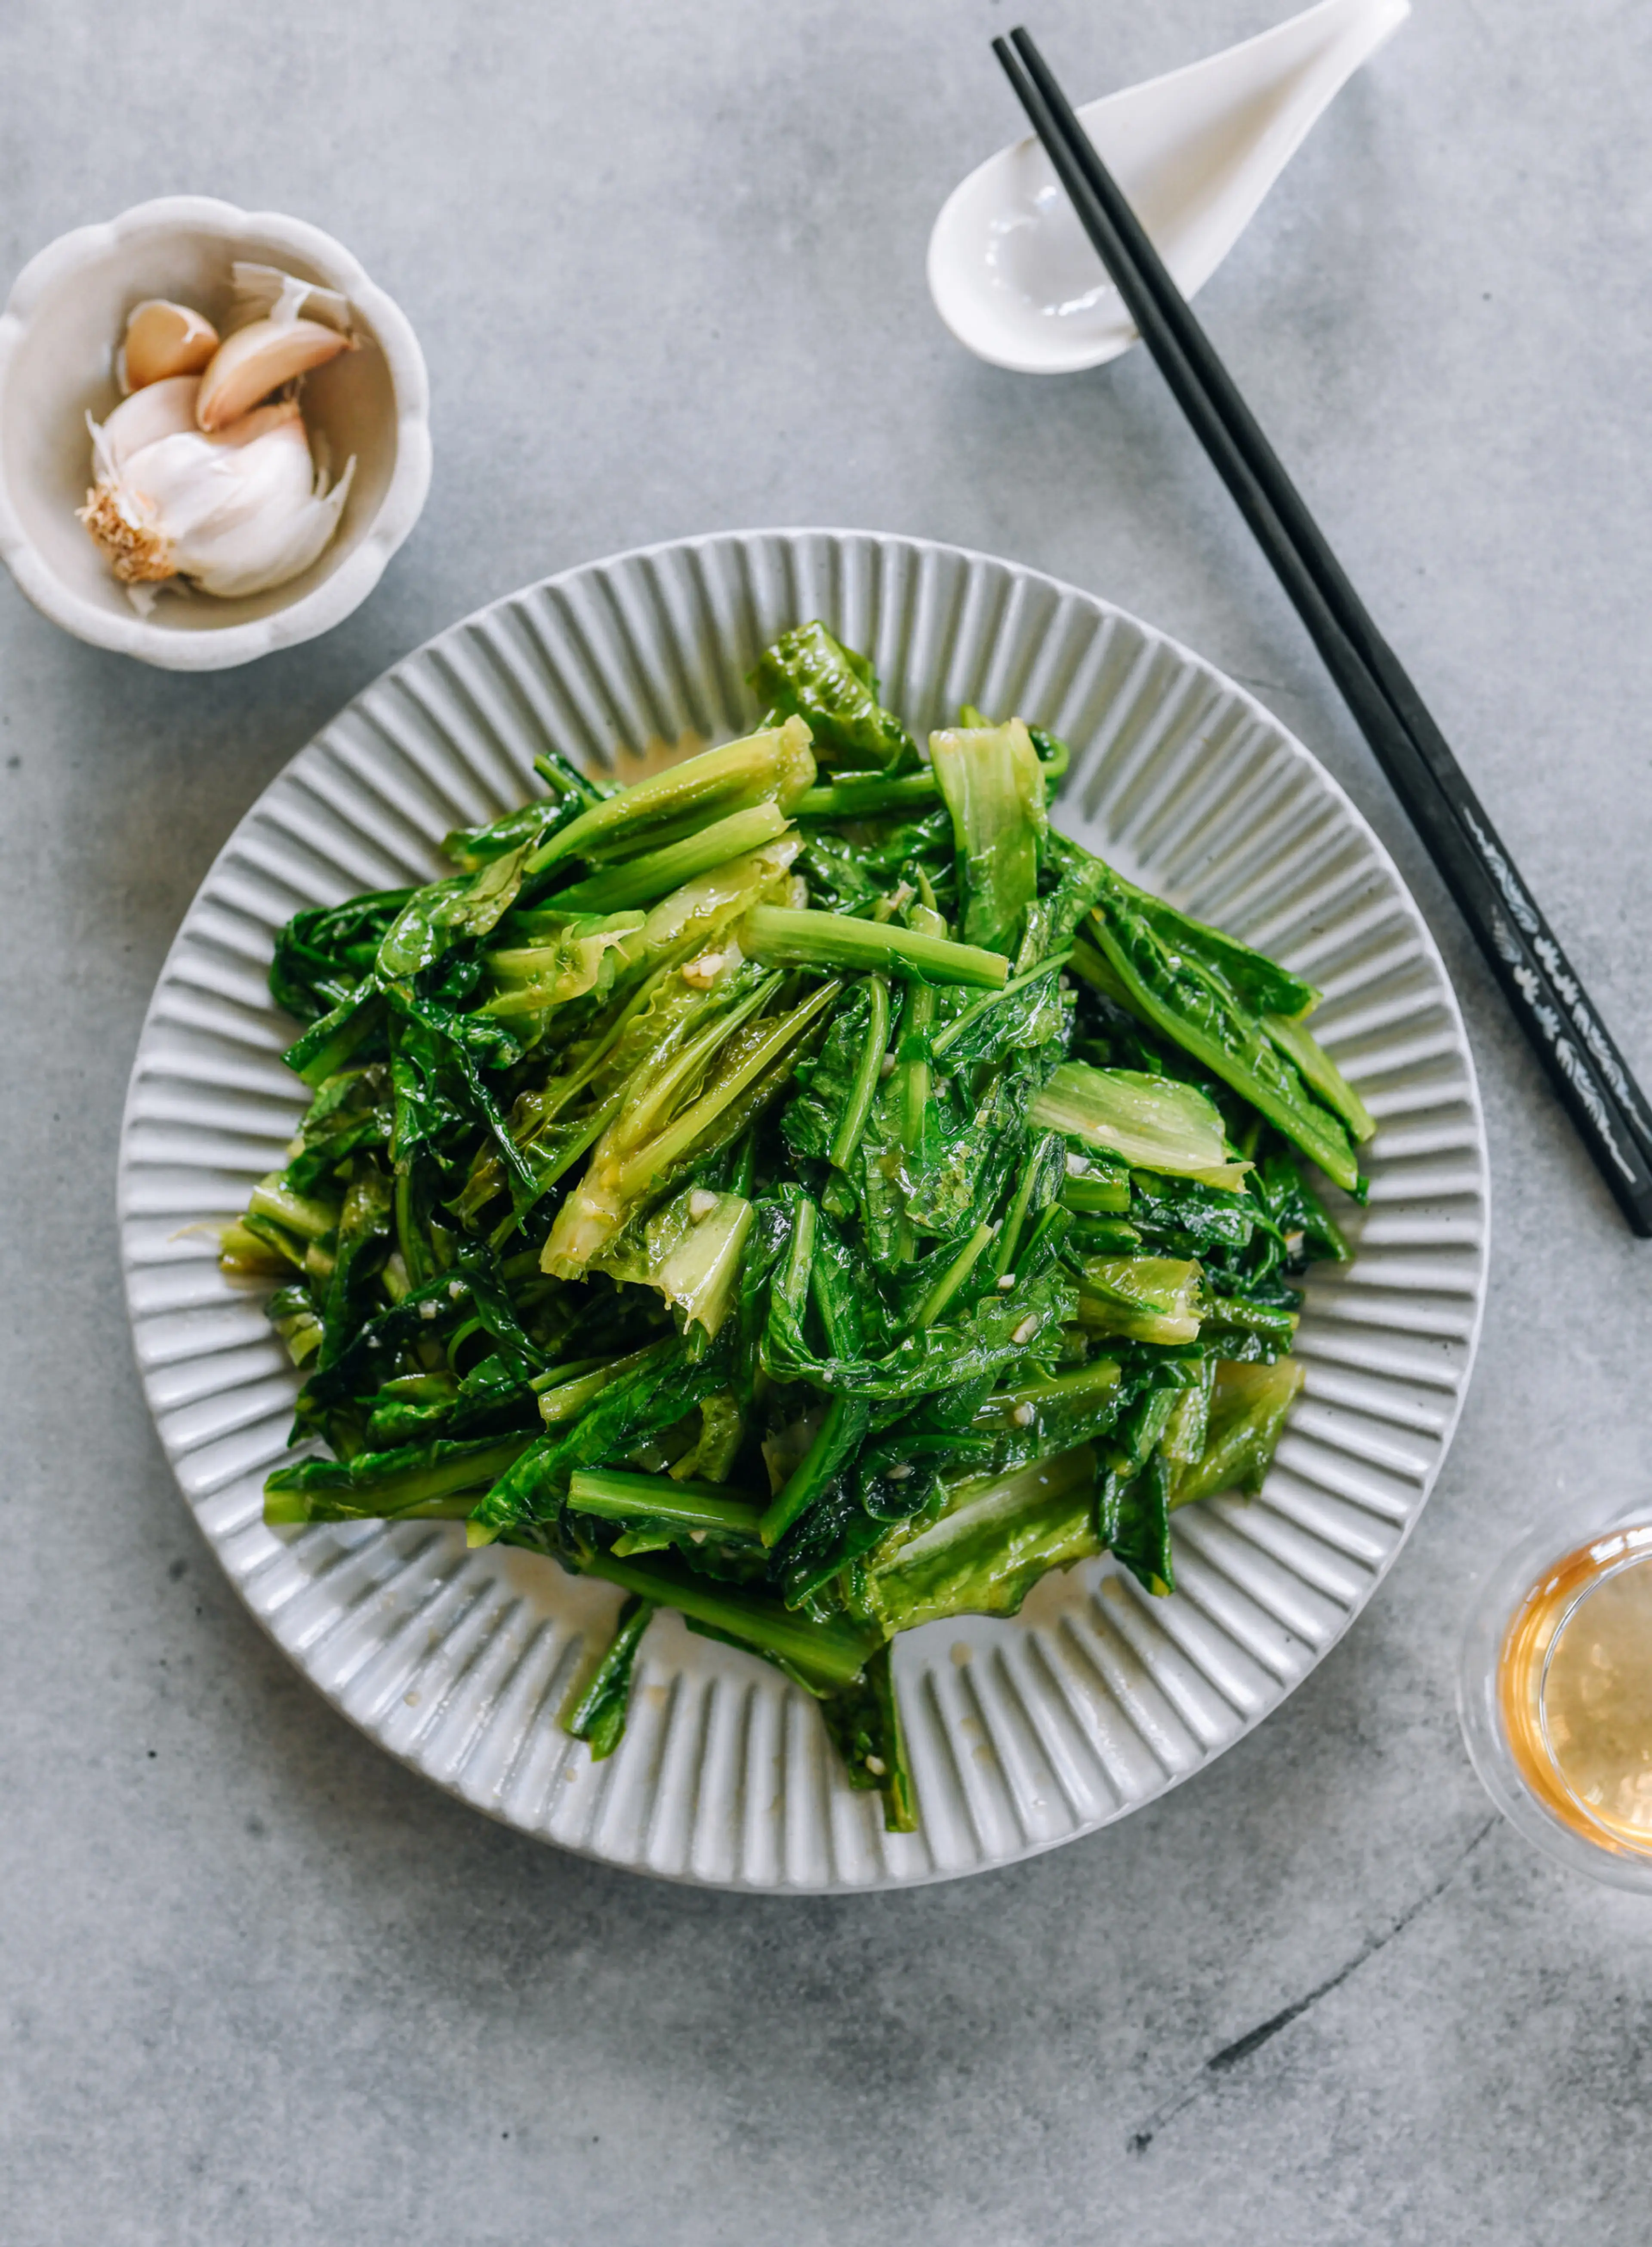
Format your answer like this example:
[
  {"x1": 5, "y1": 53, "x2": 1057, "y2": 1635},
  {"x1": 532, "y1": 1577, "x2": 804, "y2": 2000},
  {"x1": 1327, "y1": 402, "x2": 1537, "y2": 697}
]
[{"x1": 0, "y1": 196, "x2": 431, "y2": 670}]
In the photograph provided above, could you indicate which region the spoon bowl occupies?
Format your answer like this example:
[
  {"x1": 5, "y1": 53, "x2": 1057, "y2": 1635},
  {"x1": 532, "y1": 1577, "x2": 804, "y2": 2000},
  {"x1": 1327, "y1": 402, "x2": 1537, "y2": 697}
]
[{"x1": 929, "y1": 0, "x2": 1409, "y2": 376}]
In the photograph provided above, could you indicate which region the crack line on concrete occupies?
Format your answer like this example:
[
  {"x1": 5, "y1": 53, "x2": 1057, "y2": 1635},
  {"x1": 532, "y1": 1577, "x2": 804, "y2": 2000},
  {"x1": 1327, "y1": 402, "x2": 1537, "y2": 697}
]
[{"x1": 1125, "y1": 1815, "x2": 1499, "y2": 2155}]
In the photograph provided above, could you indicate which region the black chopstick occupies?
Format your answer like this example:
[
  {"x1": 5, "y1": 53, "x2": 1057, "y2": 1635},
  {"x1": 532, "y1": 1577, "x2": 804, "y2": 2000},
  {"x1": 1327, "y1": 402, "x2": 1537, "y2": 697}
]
[
  {"x1": 1005, "y1": 28, "x2": 1652, "y2": 1186},
  {"x1": 994, "y1": 29, "x2": 1652, "y2": 1236}
]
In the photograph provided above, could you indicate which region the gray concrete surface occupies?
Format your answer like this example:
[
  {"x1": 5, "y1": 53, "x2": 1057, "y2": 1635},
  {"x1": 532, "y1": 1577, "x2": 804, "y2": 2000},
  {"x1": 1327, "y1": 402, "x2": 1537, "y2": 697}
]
[{"x1": 3, "y1": 2, "x2": 1650, "y2": 2240}]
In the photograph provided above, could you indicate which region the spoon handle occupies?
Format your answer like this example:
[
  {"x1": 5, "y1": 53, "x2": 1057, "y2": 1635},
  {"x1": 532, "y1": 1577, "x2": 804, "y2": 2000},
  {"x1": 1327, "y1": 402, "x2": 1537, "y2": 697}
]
[{"x1": 996, "y1": 26, "x2": 1652, "y2": 1235}]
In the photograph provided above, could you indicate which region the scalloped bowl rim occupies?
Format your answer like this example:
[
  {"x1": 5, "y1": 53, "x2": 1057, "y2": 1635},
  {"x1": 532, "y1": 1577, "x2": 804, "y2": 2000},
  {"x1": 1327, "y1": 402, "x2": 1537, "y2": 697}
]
[{"x1": 0, "y1": 194, "x2": 432, "y2": 671}]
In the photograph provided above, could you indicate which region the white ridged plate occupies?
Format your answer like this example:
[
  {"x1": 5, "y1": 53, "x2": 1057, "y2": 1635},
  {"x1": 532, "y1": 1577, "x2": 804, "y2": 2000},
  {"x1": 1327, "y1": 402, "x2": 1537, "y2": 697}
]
[{"x1": 118, "y1": 529, "x2": 1488, "y2": 1891}]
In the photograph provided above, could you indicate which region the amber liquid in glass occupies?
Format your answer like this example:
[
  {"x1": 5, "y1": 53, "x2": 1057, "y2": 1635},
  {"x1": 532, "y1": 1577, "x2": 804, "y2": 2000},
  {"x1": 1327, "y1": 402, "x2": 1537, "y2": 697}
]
[{"x1": 1499, "y1": 1525, "x2": 1652, "y2": 1853}]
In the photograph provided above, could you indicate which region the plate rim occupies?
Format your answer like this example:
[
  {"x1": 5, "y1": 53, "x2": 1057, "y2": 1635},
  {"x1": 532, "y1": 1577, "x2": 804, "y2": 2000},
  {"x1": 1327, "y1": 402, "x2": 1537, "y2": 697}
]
[{"x1": 117, "y1": 523, "x2": 1491, "y2": 1890}]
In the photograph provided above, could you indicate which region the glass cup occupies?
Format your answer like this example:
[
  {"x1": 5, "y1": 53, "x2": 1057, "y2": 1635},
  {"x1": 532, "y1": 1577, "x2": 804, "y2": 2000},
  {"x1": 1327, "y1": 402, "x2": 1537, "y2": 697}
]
[{"x1": 1459, "y1": 1506, "x2": 1652, "y2": 1890}]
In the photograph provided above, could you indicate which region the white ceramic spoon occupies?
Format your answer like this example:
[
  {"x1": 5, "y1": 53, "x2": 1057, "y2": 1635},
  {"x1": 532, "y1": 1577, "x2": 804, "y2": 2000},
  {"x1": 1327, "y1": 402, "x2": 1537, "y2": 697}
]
[{"x1": 928, "y1": 0, "x2": 1409, "y2": 376}]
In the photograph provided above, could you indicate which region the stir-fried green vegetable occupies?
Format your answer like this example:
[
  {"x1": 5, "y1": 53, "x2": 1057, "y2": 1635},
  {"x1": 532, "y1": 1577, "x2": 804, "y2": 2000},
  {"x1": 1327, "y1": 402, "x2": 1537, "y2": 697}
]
[{"x1": 226, "y1": 623, "x2": 1368, "y2": 1834}]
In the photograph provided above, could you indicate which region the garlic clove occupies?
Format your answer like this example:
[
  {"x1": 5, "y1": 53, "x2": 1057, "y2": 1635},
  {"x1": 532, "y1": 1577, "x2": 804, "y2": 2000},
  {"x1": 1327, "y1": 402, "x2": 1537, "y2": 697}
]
[
  {"x1": 205, "y1": 397, "x2": 305, "y2": 451},
  {"x1": 120, "y1": 299, "x2": 219, "y2": 392},
  {"x1": 164, "y1": 422, "x2": 355, "y2": 597},
  {"x1": 94, "y1": 375, "x2": 202, "y2": 476},
  {"x1": 80, "y1": 380, "x2": 207, "y2": 585},
  {"x1": 195, "y1": 317, "x2": 353, "y2": 432},
  {"x1": 77, "y1": 386, "x2": 195, "y2": 583}
]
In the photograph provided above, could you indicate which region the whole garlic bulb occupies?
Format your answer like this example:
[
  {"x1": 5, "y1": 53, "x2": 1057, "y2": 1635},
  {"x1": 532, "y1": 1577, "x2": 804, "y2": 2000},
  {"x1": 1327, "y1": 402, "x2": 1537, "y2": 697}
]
[{"x1": 78, "y1": 374, "x2": 355, "y2": 600}]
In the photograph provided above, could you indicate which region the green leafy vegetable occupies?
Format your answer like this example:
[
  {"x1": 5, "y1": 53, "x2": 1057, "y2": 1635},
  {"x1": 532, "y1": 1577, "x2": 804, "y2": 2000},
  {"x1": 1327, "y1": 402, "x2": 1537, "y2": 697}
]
[
  {"x1": 853, "y1": 1449, "x2": 1101, "y2": 1635},
  {"x1": 1263, "y1": 1011, "x2": 1377, "y2": 1145},
  {"x1": 1076, "y1": 1255, "x2": 1205, "y2": 1346},
  {"x1": 742, "y1": 904, "x2": 1010, "y2": 990},
  {"x1": 564, "y1": 1595, "x2": 656, "y2": 1759},
  {"x1": 820, "y1": 1646, "x2": 916, "y2": 1832},
  {"x1": 1030, "y1": 1061, "x2": 1248, "y2": 1188},
  {"x1": 748, "y1": 620, "x2": 917, "y2": 773},
  {"x1": 1170, "y1": 1359, "x2": 1306, "y2": 1506},
  {"x1": 1084, "y1": 864, "x2": 1362, "y2": 1191},
  {"x1": 928, "y1": 718, "x2": 1047, "y2": 951},
  {"x1": 232, "y1": 623, "x2": 1357, "y2": 1836}
]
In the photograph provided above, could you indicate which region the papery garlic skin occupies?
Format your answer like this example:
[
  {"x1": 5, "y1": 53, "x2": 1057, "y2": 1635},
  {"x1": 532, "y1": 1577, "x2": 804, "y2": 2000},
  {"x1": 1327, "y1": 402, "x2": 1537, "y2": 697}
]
[
  {"x1": 230, "y1": 262, "x2": 352, "y2": 337},
  {"x1": 96, "y1": 373, "x2": 202, "y2": 471},
  {"x1": 79, "y1": 377, "x2": 355, "y2": 598}
]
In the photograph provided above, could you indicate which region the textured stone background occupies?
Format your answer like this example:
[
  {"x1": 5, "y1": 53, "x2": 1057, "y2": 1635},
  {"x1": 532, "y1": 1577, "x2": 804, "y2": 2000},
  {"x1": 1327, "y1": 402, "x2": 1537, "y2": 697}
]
[{"x1": 3, "y1": 3, "x2": 1650, "y2": 2241}]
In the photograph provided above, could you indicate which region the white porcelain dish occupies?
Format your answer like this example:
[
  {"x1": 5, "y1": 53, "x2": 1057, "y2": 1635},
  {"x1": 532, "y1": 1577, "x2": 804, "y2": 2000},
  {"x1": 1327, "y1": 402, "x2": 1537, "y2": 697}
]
[
  {"x1": 0, "y1": 196, "x2": 431, "y2": 670},
  {"x1": 118, "y1": 528, "x2": 1488, "y2": 1891},
  {"x1": 929, "y1": 0, "x2": 1409, "y2": 376}
]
